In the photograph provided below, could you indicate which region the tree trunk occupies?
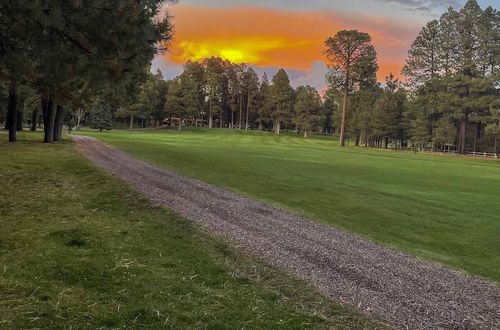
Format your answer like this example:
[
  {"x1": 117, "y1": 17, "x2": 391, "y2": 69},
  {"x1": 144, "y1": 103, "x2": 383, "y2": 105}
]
[
  {"x1": 38, "y1": 111, "x2": 43, "y2": 128},
  {"x1": 43, "y1": 95, "x2": 57, "y2": 144},
  {"x1": 16, "y1": 101, "x2": 23, "y2": 131},
  {"x1": 304, "y1": 130, "x2": 308, "y2": 139},
  {"x1": 31, "y1": 109, "x2": 38, "y2": 131},
  {"x1": 6, "y1": 81, "x2": 18, "y2": 142},
  {"x1": 178, "y1": 116, "x2": 182, "y2": 131},
  {"x1": 472, "y1": 122, "x2": 480, "y2": 153},
  {"x1": 239, "y1": 94, "x2": 243, "y2": 130},
  {"x1": 53, "y1": 105, "x2": 65, "y2": 142},
  {"x1": 208, "y1": 100, "x2": 213, "y2": 128},
  {"x1": 275, "y1": 120, "x2": 281, "y2": 135},
  {"x1": 246, "y1": 91, "x2": 251, "y2": 130},
  {"x1": 339, "y1": 71, "x2": 350, "y2": 147},
  {"x1": 220, "y1": 108, "x2": 223, "y2": 128},
  {"x1": 459, "y1": 118, "x2": 467, "y2": 154}
]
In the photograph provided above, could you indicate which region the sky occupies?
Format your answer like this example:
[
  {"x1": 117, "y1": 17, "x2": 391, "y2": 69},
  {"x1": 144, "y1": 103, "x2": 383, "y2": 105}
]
[{"x1": 153, "y1": 0, "x2": 498, "y2": 89}]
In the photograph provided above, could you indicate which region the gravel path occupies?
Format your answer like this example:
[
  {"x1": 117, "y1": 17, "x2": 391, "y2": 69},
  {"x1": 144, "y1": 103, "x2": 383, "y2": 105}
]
[{"x1": 72, "y1": 135, "x2": 500, "y2": 330}]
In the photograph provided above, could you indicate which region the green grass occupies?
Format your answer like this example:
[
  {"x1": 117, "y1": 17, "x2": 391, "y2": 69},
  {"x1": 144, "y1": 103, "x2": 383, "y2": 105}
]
[
  {"x1": 0, "y1": 131, "x2": 386, "y2": 329},
  {"x1": 75, "y1": 127, "x2": 500, "y2": 283}
]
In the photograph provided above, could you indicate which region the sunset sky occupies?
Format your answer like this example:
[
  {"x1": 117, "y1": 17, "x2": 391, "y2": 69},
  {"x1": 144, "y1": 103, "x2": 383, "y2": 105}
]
[{"x1": 153, "y1": 0, "x2": 498, "y2": 89}]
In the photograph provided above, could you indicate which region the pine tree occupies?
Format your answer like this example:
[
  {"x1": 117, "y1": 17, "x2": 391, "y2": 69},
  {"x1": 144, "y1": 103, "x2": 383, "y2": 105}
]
[
  {"x1": 269, "y1": 69, "x2": 295, "y2": 135},
  {"x1": 372, "y1": 75, "x2": 407, "y2": 148},
  {"x1": 257, "y1": 73, "x2": 271, "y2": 130},
  {"x1": 324, "y1": 30, "x2": 377, "y2": 147},
  {"x1": 294, "y1": 86, "x2": 322, "y2": 138},
  {"x1": 321, "y1": 87, "x2": 339, "y2": 136},
  {"x1": 204, "y1": 57, "x2": 225, "y2": 128},
  {"x1": 402, "y1": 20, "x2": 441, "y2": 84},
  {"x1": 1, "y1": 0, "x2": 173, "y2": 143},
  {"x1": 226, "y1": 64, "x2": 241, "y2": 129},
  {"x1": 433, "y1": 116, "x2": 457, "y2": 151},
  {"x1": 243, "y1": 68, "x2": 259, "y2": 130},
  {"x1": 403, "y1": 0, "x2": 499, "y2": 153},
  {"x1": 183, "y1": 61, "x2": 206, "y2": 125},
  {"x1": 0, "y1": 2, "x2": 37, "y2": 142},
  {"x1": 485, "y1": 104, "x2": 500, "y2": 154},
  {"x1": 90, "y1": 102, "x2": 113, "y2": 132},
  {"x1": 347, "y1": 84, "x2": 382, "y2": 146}
]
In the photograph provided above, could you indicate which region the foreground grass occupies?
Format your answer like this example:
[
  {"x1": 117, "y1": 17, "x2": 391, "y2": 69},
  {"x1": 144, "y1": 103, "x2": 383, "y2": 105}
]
[
  {"x1": 0, "y1": 132, "x2": 386, "y2": 329},
  {"x1": 77, "y1": 128, "x2": 500, "y2": 282}
]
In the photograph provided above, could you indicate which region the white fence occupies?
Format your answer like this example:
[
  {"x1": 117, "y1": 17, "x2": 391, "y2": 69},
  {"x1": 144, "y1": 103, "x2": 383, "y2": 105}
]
[
  {"x1": 383, "y1": 146, "x2": 498, "y2": 159},
  {"x1": 465, "y1": 152, "x2": 498, "y2": 159},
  {"x1": 418, "y1": 149, "x2": 498, "y2": 159}
]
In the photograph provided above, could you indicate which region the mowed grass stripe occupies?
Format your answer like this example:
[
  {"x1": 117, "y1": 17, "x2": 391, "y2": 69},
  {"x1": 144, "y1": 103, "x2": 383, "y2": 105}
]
[
  {"x1": 77, "y1": 128, "x2": 500, "y2": 282},
  {"x1": 0, "y1": 132, "x2": 387, "y2": 329}
]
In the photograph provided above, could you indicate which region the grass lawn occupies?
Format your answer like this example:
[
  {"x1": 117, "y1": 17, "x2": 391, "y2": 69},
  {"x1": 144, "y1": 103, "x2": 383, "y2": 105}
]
[
  {"x1": 76, "y1": 127, "x2": 500, "y2": 282},
  {"x1": 0, "y1": 132, "x2": 386, "y2": 329}
]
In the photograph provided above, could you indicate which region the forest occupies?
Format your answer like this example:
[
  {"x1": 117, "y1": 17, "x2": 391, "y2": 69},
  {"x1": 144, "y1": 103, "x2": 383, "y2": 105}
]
[
  {"x1": 1, "y1": 0, "x2": 499, "y2": 154},
  {"x1": 0, "y1": 0, "x2": 173, "y2": 142}
]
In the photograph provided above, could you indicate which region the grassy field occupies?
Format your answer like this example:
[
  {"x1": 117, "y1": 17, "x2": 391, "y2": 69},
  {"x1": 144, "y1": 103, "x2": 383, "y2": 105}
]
[
  {"x1": 0, "y1": 132, "x2": 386, "y2": 329},
  {"x1": 76, "y1": 127, "x2": 500, "y2": 282}
]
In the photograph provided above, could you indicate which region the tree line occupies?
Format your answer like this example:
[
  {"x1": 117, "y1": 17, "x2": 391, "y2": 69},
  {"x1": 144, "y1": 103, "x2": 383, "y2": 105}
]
[
  {"x1": 114, "y1": 0, "x2": 498, "y2": 154},
  {"x1": 111, "y1": 59, "x2": 329, "y2": 138},
  {"x1": 0, "y1": 0, "x2": 173, "y2": 142},
  {"x1": 2, "y1": 0, "x2": 497, "y2": 155},
  {"x1": 325, "y1": 0, "x2": 499, "y2": 153},
  {"x1": 403, "y1": 0, "x2": 500, "y2": 154}
]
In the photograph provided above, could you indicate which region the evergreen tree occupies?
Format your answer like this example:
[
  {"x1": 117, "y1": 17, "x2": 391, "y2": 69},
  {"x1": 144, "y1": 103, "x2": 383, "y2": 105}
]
[
  {"x1": 294, "y1": 86, "x2": 322, "y2": 138},
  {"x1": 204, "y1": 57, "x2": 225, "y2": 128},
  {"x1": 433, "y1": 116, "x2": 457, "y2": 151},
  {"x1": 404, "y1": 0, "x2": 499, "y2": 154},
  {"x1": 257, "y1": 73, "x2": 271, "y2": 130},
  {"x1": 321, "y1": 87, "x2": 339, "y2": 135},
  {"x1": 236, "y1": 64, "x2": 248, "y2": 129},
  {"x1": 183, "y1": 61, "x2": 206, "y2": 125},
  {"x1": 226, "y1": 64, "x2": 241, "y2": 128},
  {"x1": 269, "y1": 69, "x2": 295, "y2": 135},
  {"x1": 1, "y1": 0, "x2": 173, "y2": 143},
  {"x1": 0, "y1": 2, "x2": 37, "y2": 142},
  {"x1": 347, "y1": 83, "x2": 382, "y2": 146},
  {"x1": 402, "y1": 20, "x2": 441, "y2": 84},
  {"x1": 324, "y1": 30, "x2": 377, "y2": 147},
  {"x1": 372, "y1": 75, "x2": 407, "y2": 148},
  {"x1": 165, "y1": 73, "x2": 199, "y2": 131},
  {"x1": 243, "y1": 68, "x2": 259, "y2": 130},
  {"x1": 90, "y1": 101, "x2": 113, "y2": 132}
]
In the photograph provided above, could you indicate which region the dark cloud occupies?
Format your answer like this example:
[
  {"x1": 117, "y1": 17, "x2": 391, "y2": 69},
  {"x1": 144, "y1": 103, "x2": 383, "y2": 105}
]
[{"x1": 377, "y1": 0, "x2": 460, "y2": 13}]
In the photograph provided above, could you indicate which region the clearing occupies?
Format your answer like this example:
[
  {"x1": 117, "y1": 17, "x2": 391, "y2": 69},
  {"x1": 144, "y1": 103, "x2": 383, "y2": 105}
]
[
  {"x1": 72, "y1": 134, "x2": 500, "y2": 329},
  {"x1": 77, "y1": 128, "x2": 500, "y2": 282},
  {"x1": 0, "y1": 132, "x2": 385, "y2": 329}
]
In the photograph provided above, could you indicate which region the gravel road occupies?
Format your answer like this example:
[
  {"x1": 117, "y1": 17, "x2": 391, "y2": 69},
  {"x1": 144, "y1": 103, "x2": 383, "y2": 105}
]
[{"x1": 72, "y1": 135, "x2": 500, "y2": 330}]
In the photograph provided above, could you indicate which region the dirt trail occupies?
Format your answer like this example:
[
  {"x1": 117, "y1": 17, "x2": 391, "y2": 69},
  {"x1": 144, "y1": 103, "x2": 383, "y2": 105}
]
[{"x1": 73, "y1": 135, "x2": 500, "y2": 330}]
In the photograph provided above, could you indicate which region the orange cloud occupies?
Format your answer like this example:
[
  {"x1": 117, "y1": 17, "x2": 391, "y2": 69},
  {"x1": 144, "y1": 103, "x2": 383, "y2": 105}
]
[{"x1": 164, "y1": 5, "x2": 420, "y2": 80}]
